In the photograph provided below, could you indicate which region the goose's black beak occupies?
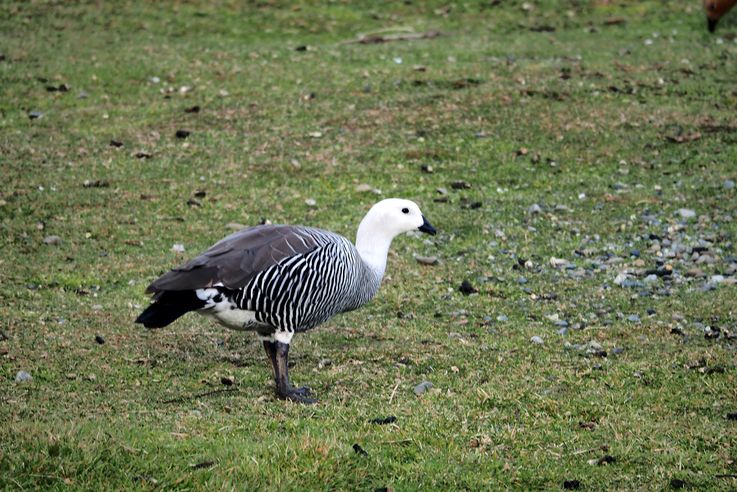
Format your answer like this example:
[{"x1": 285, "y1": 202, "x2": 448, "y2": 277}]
[
  {"x1": 708, "y1": 17, "x2": 718, "y2": 32},
  {"x1": 418, "y1": 216, "x2": 437, "y2": 235}
]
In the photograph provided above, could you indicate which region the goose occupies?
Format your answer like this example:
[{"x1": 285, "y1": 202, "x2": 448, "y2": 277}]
[
  {"x1": 136, "y1": 198, "x2": 436, "y2": 403},
  {"x1": 704, "y1": 0, "x2": 736, "y2": 31}
]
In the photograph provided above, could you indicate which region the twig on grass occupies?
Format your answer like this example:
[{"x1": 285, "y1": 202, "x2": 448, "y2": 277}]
[
  {"x1": 162, "y1": 388, "x2": 241, "y2": 404},
  {"x1": 341, "y1": 30, "x2": 441, "y2": 45},
  {"x1": 571, "y1": 445, "x2": 608, "y2": 456},
  {"x1": 388, "y1": 380, "x2": 400, "y2": 404}
]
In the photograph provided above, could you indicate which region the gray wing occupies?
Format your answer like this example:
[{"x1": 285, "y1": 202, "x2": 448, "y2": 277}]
[{"x1": 146, "y1": 225, "x2": 328, "y2": 295}]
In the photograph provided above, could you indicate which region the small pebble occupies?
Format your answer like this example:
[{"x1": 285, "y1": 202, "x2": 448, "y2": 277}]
[
  {"x1": 530, "y1": 336, "x2": 544, "y2": 345},
  {"x1": 676, "y1": 208, "x2": 696, "y2": 219},
  {"x1": 15, "y1": 371, "x2": 32, "y2": 383},
  {"x1": 627, "y1": 314, "x2": 641, "y2": 323},
  {"x1": 450, "y1": 180, "x2": 471, "y2": 190},
  {"x1": 549, "y1": 257, "x2": 570, "y2": 268},
  {"x1": 614, "y1": 272, "x2": 628, "y2": 286},
  {"x1": 698, "y1": 283, "x2": 717, "y2": 292},
  {"x1": 496, "y1": 315, "x2": 508, "y2": 322},
  {"x1": 623, "y1": 279, "x2": 645, "y2": 289},
  {"x1": 43, "y1": 235, "x2": 62, "y2": 245},
  {"x1": 724, "y1": 179, "x2": 735, "y2": 190},
  {"x1": 587, "y1": 341, "x2": 603, "y2": 352},
  {"x1": 413, "y1": 380, "x2": 434, "y2": 395},
  {"x1": 669, "y1": 478, "x2": 687, "y2": 489},
  {"x1": 415, "y1": 255, "x2": 439, "y2": 266},
  {"x1": 172, "y1": 243, "x2": 185, "y2": 253},
  {"x1": 459, "y1": 280, "x2": 478, "y2": 295},
  {"x1": 528, "y1": 203, "x2": 543, "y2": 215},
  {"x1": 685, "y1": 268, "x2": 705, "y2": 278},
  {"x1": 353, "y1": 443, "x2": 369, "y2": 456}
]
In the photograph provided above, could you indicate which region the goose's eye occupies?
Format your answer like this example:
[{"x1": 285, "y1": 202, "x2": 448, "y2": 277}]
[{"x1": 402, "y1": 208, "x2": 409, "y2": 214}]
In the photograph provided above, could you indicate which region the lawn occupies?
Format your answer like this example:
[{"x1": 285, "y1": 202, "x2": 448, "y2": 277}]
[{"x1": 1, "y1": 0, "x2": 736, "y2": 490}]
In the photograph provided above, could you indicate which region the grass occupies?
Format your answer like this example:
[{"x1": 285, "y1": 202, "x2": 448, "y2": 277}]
[{"x1": 1, "y1": 0, "x2": 737, "y2": 489}]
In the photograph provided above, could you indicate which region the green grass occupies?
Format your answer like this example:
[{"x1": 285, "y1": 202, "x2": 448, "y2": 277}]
[{"x1": 2, "y1": 0, "x2": 737, "y2": 489}]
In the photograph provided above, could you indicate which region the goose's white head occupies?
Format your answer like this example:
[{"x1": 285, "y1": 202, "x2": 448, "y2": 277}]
[{"x1": 355, "y1": 198, "x2": 436, "y2": 275}]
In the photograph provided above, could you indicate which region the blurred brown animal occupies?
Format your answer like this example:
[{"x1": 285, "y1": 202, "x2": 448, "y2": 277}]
[{"x1": 704, "y1": 0, "x2": 737, "y2": 32}]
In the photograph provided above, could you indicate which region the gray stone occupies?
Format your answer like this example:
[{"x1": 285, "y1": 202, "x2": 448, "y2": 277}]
[
  {"x1": 15, "y1": 371, "x2": 32, "y2": 383},
  {"x1": 614, "y1": 272, "x2": 628, "y2": 286},
  {"x1": 549, "y1": 257, "x2": 570, "y2": 268},
  {"x1": 724, "y1": 179, "x2": 735, "y2": 190},
  {"x1": 698, "y1": 283, "x2": 717, "y2": 292},
  {"x1": 530, "y1": 336, "x2": 544, "y2": 345},
  {"x1": 677, "y1": 208, "x2": 696, "y2": 219},
  {"x1": 685, "y1": 268, "x2": 705, "y2": 278},
  {"x1": 586, "y1": 341, "x2": 603, "y2": 352},
  {"x1": 413, "y1": 380, "x2": 434, "y2": 395},
  {"x1": 43, "y1": 235, "x2": 62, "y2": 245}
]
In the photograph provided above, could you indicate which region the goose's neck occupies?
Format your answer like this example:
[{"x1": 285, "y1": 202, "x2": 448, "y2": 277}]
[{"x1": 355, "y1": 218, "x2": 394, "y2": 278}]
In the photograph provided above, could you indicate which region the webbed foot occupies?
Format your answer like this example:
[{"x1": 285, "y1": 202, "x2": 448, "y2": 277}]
[{"x1": 280, "y1": 386, "x2": 316, "y2": 404}]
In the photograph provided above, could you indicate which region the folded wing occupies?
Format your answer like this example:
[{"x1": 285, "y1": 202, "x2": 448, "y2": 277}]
[{"x1": 146, "y1": 225, "x2": 323, "y2": 296}]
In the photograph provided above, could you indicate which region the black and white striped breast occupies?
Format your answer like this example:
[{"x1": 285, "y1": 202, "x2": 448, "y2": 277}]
[{"x1": 199, "y1": 234, "x2": 381, "y2": 333}]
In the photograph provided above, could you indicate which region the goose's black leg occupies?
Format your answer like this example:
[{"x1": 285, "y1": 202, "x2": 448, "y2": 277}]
[{"x1": 263, "y1": 340, "x2": 315, "y2": 404}]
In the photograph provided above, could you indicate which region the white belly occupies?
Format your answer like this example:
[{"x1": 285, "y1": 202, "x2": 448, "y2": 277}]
[
  {"x1": 203, "y1": 308, "x2": 265, "y2": 331},
  {"x1": 195, "y1": 288, "x2": 269, "y2": 331}
]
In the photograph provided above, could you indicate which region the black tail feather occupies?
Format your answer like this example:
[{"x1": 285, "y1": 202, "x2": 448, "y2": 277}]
[{"x1": 135, "y1": 290, "x2": 205, "y2": 328}]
